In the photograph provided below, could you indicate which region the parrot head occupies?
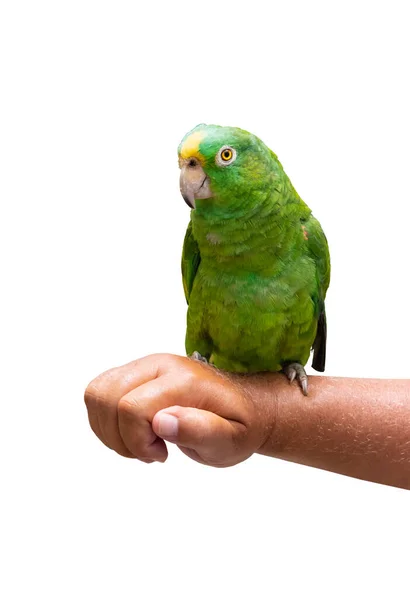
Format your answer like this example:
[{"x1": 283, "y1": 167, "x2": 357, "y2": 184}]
[{"x1": 178, "y1": 124, "x2": 280, "y2": 211}]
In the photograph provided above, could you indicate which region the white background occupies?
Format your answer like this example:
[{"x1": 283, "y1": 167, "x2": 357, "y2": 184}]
[{"x1": 1, "y1": 1, "x2": 409, "y2": 598}]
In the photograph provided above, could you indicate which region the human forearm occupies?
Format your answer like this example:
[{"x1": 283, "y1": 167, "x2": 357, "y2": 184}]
[{"x1": 244, "y1": 373, "x2": 410, "y2": 489}]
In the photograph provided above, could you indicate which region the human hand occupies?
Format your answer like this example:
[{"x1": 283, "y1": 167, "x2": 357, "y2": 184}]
[{"x1": 84, "y1": 353, "x2": 276, "y2": 467}]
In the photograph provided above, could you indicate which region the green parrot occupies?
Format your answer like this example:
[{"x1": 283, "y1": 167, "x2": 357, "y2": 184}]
[{"x1": 179, "y1": 124, "x2": 330, "y2": 395}]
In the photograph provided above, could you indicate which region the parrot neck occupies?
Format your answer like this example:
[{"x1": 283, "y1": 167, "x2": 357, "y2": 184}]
[{"x1": 191, "y1": 189, "x2": 310, "y2": 273}]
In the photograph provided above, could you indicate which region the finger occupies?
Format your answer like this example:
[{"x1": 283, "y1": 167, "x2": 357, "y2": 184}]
[
  {"x1": 84, "y1": 355, "x2": 169, "y2": 457},
  {"x1": 152, "y1": 406, "x2": 249, "y2": 467},
  {"x1": 96, "y1": 396, "x2": 136, "y2": 458},
  {"x1": 84, "y1": 385, "x2": 133, "y2": 457},
  {"x1": 118, "y1": 378, "x2": 180, "y2": 462}
]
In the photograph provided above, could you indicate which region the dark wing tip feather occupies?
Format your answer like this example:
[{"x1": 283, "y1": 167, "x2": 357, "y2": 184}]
[{"x1": 312, "y1": 309, "x2": 327, "y2": 372}]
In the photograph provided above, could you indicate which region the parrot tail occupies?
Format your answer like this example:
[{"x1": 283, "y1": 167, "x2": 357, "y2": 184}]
[{"x1": 312, "y1": 308, "x2": 327, "y2": 372}]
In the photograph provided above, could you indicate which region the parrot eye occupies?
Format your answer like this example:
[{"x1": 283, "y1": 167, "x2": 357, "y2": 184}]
[{"x1": 216, "y1": 146, "x2": 237, "y2": 166}]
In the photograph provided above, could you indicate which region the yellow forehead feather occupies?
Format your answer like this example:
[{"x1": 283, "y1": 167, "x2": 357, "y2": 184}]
[{"x1": 179, "y1": 130, "x2": 206, "y2": 162}]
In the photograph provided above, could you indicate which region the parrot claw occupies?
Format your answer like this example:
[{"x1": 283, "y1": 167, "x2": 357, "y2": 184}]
[
  {"x1": 191, "y1": 351, "x2": 208, "y2": 364},
  {"x1": 288, "y1": 370, "x2": 296, "y2": 383},
  {"x1": 284, "y1": 363, "x2": 308, "y2": 396}
]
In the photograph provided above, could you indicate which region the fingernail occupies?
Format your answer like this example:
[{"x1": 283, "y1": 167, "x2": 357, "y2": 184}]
[{"x1": 157, "y1": 413, "x2": 178, "y2": 440}]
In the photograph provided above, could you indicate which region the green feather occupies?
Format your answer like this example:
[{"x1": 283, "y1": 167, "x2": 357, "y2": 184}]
[{"x1": 181, "y1": 221, "x2": 201, "y2": 303}]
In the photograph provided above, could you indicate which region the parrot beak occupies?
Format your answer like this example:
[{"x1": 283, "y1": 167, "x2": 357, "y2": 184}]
[{"x1": 179, "y1": 159, "x2": 212, "y2": 209}]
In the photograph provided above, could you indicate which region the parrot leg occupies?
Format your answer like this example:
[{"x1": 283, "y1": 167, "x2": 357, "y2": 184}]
[
  {"x1": 191, "y1": 351, "x2": 208, "y2": 364},
  {"x1": 284, "y1": 363, "x2": 308, "y2": 396}
]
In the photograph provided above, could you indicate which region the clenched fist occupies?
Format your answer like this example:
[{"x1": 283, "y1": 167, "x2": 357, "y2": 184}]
[{"x1": 84, "y1": 353, "x2": 276, "y2": 467}]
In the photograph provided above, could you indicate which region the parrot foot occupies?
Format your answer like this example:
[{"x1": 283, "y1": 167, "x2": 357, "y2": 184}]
[
  {"x1": 190, "y1": 351, "x2": 208, "y2": 364},
  {"x1": 284, "y1": 363, "x2": 308, "y2": 396}
]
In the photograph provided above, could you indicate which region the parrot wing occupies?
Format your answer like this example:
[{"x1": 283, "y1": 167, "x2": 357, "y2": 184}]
[
  {"x1": 305, "y1": 216, "x2": 331, "y2": 372},
  {"x1": 181, "y1": 220, "x2": 201, "y2": 303}
]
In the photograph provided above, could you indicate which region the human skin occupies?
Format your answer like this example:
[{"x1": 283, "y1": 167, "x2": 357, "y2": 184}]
[{"x1": 84, "y1": 354, "x2": 410, "y2": 489}]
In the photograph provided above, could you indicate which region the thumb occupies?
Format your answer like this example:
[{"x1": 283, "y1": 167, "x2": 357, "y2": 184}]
[{"x1": 152, "y1": 406, "x2": 249, "y2": 467}]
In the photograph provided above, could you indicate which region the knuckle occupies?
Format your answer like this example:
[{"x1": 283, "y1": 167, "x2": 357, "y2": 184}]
[
  {"x1": 84, "y1": 374, "x2": 109, "y2": 406},
  {"x1": 84, "y1": 384, "x2": 98, "y2": 409},
  {"x1": 117, "y1": 396, "x2": 140, "y2": 421},
  {"x1": 153, "y1": 352, "x2": 183, "y2": 369},
  {"x1": 179, "y1": 368, "x2": 196, "y2": 390},
  {"x1": 131, "y1": 353, "x2": 177, "y2": 377}
]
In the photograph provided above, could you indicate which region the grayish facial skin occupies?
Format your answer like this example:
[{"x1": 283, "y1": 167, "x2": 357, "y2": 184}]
[{"x1": 179, "y1": 157, "x2": 212, "y2": 209}]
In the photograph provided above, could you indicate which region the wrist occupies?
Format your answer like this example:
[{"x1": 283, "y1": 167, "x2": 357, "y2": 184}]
[{"x1": 229, "y1": 372, "x2": 283, "y2": 456}]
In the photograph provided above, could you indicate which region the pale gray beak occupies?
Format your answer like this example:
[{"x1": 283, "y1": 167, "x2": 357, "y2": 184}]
[{"x1": 179, "y1": 159, "x2": 212, "y2": 209}]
